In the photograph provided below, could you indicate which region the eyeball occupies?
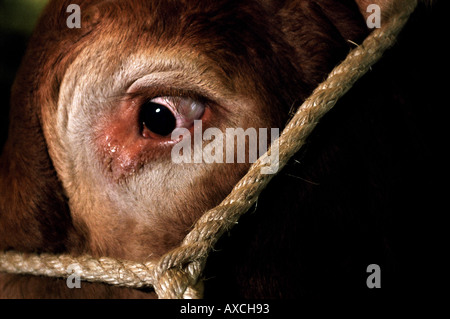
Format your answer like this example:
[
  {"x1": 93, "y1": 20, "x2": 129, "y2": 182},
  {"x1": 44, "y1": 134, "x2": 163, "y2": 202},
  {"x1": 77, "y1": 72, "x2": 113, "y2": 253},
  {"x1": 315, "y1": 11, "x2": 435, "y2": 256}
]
[
  {"x1": 140, "y1": 100, "x2": 176, "y2": 137},
  {"x1": 139, "y1": 96, "x2": 205, "y2": 138}
]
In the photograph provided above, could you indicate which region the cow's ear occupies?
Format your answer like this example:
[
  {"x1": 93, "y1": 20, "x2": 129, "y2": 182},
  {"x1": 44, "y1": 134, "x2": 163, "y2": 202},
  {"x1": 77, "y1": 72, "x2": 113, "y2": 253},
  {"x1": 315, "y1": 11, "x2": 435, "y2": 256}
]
[
  {"x1": 0, "y1": 1, "x2": 77, "y2": 254},
  {"x1": 0, "y1": 60, "x2": 74, "y2": 254}
]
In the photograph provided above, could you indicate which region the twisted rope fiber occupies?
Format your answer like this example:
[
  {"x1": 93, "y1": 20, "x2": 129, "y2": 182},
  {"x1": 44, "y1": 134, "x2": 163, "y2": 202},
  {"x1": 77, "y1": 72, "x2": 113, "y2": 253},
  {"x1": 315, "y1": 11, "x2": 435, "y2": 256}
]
[
  {"x1": 0, "y1": 0, "x2": 417, "y2": 299},
  {"x1": 0, "y1": 251, "x2": 158, "y2": 288}
]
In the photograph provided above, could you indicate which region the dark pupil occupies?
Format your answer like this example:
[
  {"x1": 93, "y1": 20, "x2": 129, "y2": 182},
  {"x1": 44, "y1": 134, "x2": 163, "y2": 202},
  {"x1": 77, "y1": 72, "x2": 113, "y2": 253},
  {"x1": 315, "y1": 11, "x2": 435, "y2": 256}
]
[{"x1": 140, "y1": 101, "x2": 176, "y2": 136}]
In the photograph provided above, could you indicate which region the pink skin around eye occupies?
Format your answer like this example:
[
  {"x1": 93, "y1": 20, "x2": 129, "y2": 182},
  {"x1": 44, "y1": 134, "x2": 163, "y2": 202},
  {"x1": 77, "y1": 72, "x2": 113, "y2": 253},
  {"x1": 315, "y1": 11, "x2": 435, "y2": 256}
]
[{"x1": 94, "y1": 95, "x2": 210, "y2": 180}]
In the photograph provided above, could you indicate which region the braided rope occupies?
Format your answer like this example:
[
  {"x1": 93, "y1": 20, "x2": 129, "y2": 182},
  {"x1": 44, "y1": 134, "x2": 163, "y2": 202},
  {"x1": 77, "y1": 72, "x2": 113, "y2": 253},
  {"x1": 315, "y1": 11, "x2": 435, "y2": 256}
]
[
  {"x1": 0, "y1": 251, "x2": 157, "y2": 288},
  {"x1": 0, "y1": 0, "x2": 417, "y2": 299}
]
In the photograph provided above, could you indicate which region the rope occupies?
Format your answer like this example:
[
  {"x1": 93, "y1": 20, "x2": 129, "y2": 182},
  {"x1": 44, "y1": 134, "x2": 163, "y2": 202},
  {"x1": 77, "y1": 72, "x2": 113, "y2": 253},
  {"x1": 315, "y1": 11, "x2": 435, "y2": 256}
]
[
  {"x1": 0, "y1": 251, "x2": 157, "y2": 288},
  {"x1": 0, "y1": 0, "x2": 418, "y2": 299}
]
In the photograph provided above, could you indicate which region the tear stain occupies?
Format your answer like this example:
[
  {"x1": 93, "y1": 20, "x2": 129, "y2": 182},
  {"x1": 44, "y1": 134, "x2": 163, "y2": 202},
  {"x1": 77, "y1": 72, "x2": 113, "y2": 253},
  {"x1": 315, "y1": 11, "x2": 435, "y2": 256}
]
[{"x1": 94, "y1": 97, "x2": 175, "y2": 181}]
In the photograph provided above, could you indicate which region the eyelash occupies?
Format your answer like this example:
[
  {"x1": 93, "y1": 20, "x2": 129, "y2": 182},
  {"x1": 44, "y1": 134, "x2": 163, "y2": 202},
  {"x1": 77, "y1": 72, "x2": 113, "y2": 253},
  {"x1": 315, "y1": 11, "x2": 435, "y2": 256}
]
[{"x1": 123, "y1": 87, "x2": 211, "y2": 110}]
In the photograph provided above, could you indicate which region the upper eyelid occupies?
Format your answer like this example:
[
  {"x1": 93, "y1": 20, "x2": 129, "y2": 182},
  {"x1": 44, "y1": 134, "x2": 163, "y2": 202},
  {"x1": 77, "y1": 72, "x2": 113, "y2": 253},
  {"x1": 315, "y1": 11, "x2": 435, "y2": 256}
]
[
  {"x1": 153, "y1": 96, "x2": 183, "y2": 115},
  {"x1": 122, "y1": 89, "x2": 211, "y2": 112},
  {"x1": 123, "y1": 86, "x2": 208, "y2": 101}
]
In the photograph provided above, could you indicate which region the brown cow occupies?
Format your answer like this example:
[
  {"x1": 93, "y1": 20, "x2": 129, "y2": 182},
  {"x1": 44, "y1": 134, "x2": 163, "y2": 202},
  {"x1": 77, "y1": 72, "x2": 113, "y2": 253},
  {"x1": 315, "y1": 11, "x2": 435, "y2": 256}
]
[{"x1": 0, "y1": 0, "x2": 437, "y2": 298}]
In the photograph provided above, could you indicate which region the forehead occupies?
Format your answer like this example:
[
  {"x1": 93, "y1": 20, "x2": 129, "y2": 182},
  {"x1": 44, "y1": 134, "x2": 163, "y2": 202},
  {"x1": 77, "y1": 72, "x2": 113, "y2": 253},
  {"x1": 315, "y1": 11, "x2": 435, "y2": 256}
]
[
  {"x1": 57, "y1": 0, "x2": 273, "y2": 56},
  {"x1": 19, "y1": 0, "x2": 299, "y2": 128},
  {"x1": 41, "y1": 0, "x2": 281, "y2": 90}
]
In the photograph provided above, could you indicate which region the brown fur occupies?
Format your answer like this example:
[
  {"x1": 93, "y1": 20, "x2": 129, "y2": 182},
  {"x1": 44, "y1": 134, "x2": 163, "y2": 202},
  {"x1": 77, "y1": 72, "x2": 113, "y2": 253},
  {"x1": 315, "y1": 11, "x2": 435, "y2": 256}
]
[{"x1": 0, "y1": 0, "x2": 415, "y2": 298}]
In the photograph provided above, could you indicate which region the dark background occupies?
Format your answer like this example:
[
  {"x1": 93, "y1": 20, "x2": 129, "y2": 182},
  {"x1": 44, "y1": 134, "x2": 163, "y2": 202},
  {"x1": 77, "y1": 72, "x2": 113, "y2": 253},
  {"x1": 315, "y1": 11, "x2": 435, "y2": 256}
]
[{"x1": 1, "y1": 0, "x2": 48, "y2": 148}]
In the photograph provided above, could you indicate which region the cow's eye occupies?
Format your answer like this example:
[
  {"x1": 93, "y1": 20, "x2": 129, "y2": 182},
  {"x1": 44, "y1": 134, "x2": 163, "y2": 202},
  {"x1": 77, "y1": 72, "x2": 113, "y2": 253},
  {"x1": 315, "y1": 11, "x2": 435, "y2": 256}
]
[
  {"x1": 140, "y1": 101, "x2": 176, "y2": 137},
  {"x1": 139, "y1": 96, "x2": 205, "y2": 138}
]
